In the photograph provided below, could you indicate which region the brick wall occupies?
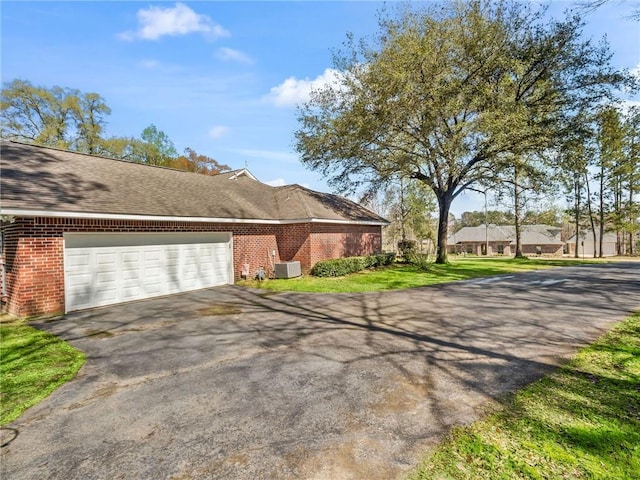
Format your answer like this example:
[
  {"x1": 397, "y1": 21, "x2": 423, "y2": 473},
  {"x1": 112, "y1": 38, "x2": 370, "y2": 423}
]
[
  {"x1": 448, "y1": 241, "x2": 563, "y2": 257},
  {"x1": 1, "y1": 217, "x2": 381, "y2": 316},
  {"x1": 1, "y1": 220, "x2": 65, "y2": 316},
  {"x1": 310, "y1": 223, "x2": 382, "y2": 266},
  {"x1": 520, "y1": 244, "x2": 564, "y2": 256}
]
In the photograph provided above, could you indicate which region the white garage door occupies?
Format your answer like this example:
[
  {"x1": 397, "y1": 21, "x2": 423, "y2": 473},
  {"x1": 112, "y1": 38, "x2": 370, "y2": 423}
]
[{"x1": 64, "y1": 232, "x2": 233, "y2": 312}]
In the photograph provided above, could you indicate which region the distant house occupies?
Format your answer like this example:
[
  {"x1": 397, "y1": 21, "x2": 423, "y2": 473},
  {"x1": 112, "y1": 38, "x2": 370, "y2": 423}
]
[
  {"x1": 447, "y1": 224, "x2": 564, "y2": 256},
  {"x1": 566, "y1": 231, "x2": 618, "y2": 257},
  {"x1": 0, "y1": 141, "x2": 387, "y2": 316}
]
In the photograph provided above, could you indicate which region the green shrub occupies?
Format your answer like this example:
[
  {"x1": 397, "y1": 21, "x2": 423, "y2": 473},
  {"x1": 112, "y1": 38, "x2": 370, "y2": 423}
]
[
  {"x1": 406, "y1": 252, "x2": 433, "y2": 271},
  {"x1": 311, "y1": 252, "x2": 396, "y2": 277},
  {"x1": 397, "y1": 239, "x2": 417, "y2": 258},
  {"x1": 375, "y1": 252, "x2": 396, "y2": 266}
]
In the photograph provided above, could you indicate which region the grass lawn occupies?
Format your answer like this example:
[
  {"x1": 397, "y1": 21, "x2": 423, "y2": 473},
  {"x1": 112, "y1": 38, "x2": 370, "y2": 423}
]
[
  {"x1": 0, "y1": 319, "x2": 85, "y2": 425},
  {"x1": 409, "y1": 311, "x2": 640, "y2": 480},
  {"x1": 239, "y1": 257, "x2": 601, "y2": 293}
]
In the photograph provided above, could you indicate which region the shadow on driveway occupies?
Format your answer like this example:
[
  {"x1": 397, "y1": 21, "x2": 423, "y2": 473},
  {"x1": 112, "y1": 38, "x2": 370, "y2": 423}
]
[{"x1": 2, "y1": 263, "x2": 639, "y2": 479}]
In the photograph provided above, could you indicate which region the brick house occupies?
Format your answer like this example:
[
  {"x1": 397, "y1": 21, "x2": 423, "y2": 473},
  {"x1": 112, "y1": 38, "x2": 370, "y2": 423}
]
[
  {"x1": 1, "y1": 141, "x2": 387, "y2": 316},
  {"x1": 447, "y1": 224, "x2": 564, "y2": 256},
  {"x1": 566, "y1": 231, "x2": 618, "y2": 257}
]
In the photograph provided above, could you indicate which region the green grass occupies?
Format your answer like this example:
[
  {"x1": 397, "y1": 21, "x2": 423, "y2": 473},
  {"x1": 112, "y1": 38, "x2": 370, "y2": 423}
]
[
  {"x1": 239, "y1": 257, "x2": 600, "y2": 293},
  {"x1": 409, "y1": 311, "x2": 640, "y2": 480},
  {"x1": 0, "y1": 319, "x2": 85, "y2": 425}
]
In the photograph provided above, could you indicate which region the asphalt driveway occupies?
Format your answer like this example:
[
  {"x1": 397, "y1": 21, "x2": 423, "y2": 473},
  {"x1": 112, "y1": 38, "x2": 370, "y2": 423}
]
[{"x1": 2, "y1": 263, "x2": 639, "y2": 479}]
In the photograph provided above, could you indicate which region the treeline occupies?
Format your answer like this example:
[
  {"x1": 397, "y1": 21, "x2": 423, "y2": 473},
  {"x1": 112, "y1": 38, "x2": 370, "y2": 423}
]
[
  {"x1": 559, "y1": 106, "x2": 639, "y2": 256},
  {"x1": 0, "y1": 79, "x2": 230, "y2": 175}
]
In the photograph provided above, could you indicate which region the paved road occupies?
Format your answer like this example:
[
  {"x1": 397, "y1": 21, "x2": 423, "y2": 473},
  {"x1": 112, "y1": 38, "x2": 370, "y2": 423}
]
[{"x1": 2, "y1": 263, "x2": 639, "y2": 480}]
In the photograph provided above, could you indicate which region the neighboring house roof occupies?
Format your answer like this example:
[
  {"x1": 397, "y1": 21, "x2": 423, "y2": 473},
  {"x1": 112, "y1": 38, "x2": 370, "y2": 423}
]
[
  {"x1": 0, "y1": 141, "x2": 387, "y2": 225},
  {"x1": 567, "y1": 231, "x2": 618, "y2": 243},
  {"x1": 448, "y1": 224, "x2": 563, "y2": 246}
]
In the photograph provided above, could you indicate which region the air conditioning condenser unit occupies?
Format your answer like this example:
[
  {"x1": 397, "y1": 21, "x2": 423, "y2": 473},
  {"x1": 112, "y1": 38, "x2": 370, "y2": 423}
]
[{"x1": 274, "y1": 261, "x2": 301, "y2": 279}]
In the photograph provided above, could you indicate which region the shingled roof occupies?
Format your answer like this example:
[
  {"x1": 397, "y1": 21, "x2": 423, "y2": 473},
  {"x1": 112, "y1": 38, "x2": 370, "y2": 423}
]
[
  {"x1": 0, "y1": 141, "x2": 387, "y2": 225},
  {"x1": 448, "y1": 224, "x2": 563, "y2": 245}
]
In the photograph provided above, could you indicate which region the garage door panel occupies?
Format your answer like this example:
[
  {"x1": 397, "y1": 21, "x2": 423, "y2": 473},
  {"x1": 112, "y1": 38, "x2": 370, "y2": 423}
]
[
  {"x1": 121, "y1": 251, "x2": 141, "y2": 265},
  {"x1": 67, "y1": 253, "x2": 91, "y2": 268},
  {"x1": 121, "y1": 269, "x2": 140, "y2": 280},
  {"x1": 95, "y1": 288, "x2": 118, "y2": 303},
  {"x1": 143, "y1": 274, "x2": 165, "y2": 295},
  {"x1": 64, "y1": 233, "x2": 232, "y2": 312},
  {"x1": 121, "y1": 286, "x2": 142, "y2": 300},
  {"x1": 96, "y1": 252, "x2": 117, "y2": 264},
  {"x1": 143, "y1": 248, "x2": 163, "y2": 264},
  {"x1": 96, "y1": 272, "x2": 117, "y2": 286}
]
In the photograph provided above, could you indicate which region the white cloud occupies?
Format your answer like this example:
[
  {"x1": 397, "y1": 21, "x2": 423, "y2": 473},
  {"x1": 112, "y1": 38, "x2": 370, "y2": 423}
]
[
  {"x1": 631, "y1": 62, "x2": 640, "y2": 79},
  {"x1": 215, "y1": 47, "x2": 253, "y2": 65},
  {"x1": 265, "y1": 68, "x2": 344, "y2": 107},
  {"x1": 119, "y1": 3, "x2": 230, "y2": 41},
  {"x1": 265, "y1": 178, "x2": 286, "y2": 187},
  {"x1": 208, "y1": 125, "x2": 229, "y2": 139}
]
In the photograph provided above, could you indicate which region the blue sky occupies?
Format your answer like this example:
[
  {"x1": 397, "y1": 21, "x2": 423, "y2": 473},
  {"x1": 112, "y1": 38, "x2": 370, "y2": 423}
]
[{"x1": 2, "y1": 1, "x2": 639, "y2": 216}]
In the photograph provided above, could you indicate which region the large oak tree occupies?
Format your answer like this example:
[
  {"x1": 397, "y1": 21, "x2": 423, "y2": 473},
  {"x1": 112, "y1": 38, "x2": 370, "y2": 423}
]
[
  {"x1": 1, "y1": 79, "x2": 110, "y2": 151},
  {"x1": 1, "y1": 81, "x2": 230, "y2": 175},
  {"x1": 295, "y1": 0, "x2": 624, "y2": 263}
]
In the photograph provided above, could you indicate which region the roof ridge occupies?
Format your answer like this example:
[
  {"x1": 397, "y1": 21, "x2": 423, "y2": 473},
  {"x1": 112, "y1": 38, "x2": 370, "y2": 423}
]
[
  {"x1": 1, "y1": 139, "x2": 234, "y2": 178},
  {"x1": 281, "y1": 185, "x2": 314, "y2": 218},
  {"x1": 493, "y1": 224, "x2": 512, "y2": 240}
]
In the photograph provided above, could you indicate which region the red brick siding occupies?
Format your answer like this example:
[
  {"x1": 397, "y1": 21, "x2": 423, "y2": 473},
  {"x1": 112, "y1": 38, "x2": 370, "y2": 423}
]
[
  {"x1": 520, "y1": 244, "x2": 563, "y2": 256},
  {"x1": 1, "y1": 217, "x2": 381, "y2": 316},
  {"x1": 1, "y1": 219, "x2": 65, "y2": 316},
  {"x1": 310, "y1": 224, "x2": 382, "y2": 267},
  {"x1": 276, "y1": 223, "x2": 312, "y2": 268}
]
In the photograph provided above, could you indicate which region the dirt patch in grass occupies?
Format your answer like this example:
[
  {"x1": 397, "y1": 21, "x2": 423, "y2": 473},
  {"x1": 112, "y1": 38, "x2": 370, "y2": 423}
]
[{"x1": 83, "y1": 330, "x2": 115, "y2": 339}]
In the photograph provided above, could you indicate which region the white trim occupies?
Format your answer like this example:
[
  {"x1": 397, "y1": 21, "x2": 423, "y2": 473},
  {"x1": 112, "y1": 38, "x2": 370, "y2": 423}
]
[
  {"x1": 0, "y1": 208, "x2": 389, "y2": 226},
  {"x1": 228, "y1": 169, "x2": 258, "y2": 181},
  {"x1": 308, "y1": 218, "x2": 387, "y2": 226}
]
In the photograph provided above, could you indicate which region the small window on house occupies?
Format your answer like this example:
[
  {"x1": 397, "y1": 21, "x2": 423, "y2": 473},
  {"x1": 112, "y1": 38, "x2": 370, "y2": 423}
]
[
  {"x1": 497, "y1": 244, "x2": 504, "y2": 254},
  {"x1": 466, "y1": 244, "x2": 473, "y2": 254}
]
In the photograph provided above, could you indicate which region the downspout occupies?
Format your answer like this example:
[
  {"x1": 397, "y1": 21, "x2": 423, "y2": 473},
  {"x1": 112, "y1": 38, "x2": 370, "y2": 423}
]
[{"x1": 0, "y1": 229, "x2": 6, "y2": 310}]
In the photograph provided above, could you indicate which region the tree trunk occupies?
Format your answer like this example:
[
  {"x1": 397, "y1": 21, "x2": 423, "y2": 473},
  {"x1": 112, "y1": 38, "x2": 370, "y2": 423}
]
[
  {"x1": 599, "y1": 164, "x2": 605, "y2": 257},
  {"x1": 574, "y1": 174, "x2": 581, "y2": 259},
  {"x1": 399, "y1": 177, "x2": 407, "y2": 242},
  {"x1": 435, "y1": 193, "x2": 453, "y2": 264},
  {"x1": 630, "y1": 183, "x2": 636, "y2": 256},
  {"x1": 615, "y1": 177, "x2": 622, "y2": 255},
  {"x1": 585, "y1": 171, "x2": 597, "y2": 258},
  {"x1": 513, "y1": 166, "x2": 524, "y2": 258}
]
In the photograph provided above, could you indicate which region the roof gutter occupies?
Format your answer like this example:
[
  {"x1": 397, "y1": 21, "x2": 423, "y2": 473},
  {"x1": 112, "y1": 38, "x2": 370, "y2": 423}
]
[{"x1": 0, "y1": 208, "x2": 389, "y2": 226}]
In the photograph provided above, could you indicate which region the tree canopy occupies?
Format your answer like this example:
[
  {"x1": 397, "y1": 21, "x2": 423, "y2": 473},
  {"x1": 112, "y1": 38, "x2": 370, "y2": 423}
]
[
  {"x1": 295, "y1": 0, "x2": 627, "y2": 263},
  {"x1": 0, "y1": 79, "x2": 229, "y2": 175},
  {"x1": 0, "y1": 79, "x2": 110, "y2": 151}
]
